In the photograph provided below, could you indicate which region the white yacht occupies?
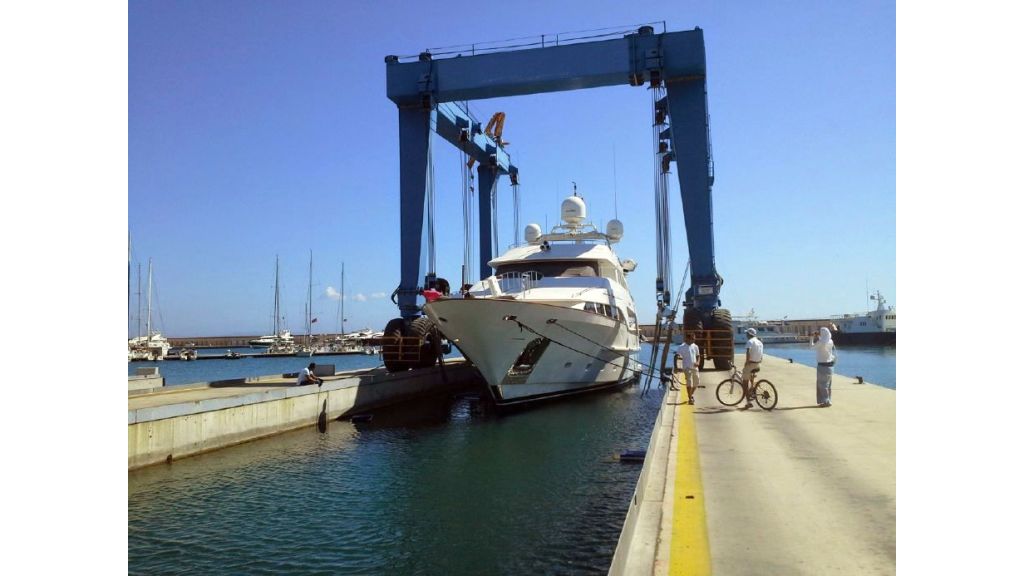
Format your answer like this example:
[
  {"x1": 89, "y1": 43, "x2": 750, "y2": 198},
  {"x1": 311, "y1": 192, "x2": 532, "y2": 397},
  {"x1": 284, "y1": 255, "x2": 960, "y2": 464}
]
[
  {"x1": 422, "y1": 195, "x2": 642, "y2": 406},
  {"x1": 128, "y1": 333, "x2": 172, "y2": 361},
  {"x1": 328, "y1": 331, "x2": 379, "y2": 355},
  {"x1": 249, "y1": 330, "x2": 294, "y2": 348},
  {"x1": 731, "y1": 311, "x2": 804, "y2": 344}
]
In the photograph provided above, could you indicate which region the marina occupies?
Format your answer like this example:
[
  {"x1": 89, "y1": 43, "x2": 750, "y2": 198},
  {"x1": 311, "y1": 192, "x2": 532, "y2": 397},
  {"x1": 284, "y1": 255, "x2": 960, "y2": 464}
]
[{"x1": 124, "y1": 6, "x2": 896, "y2": 576}]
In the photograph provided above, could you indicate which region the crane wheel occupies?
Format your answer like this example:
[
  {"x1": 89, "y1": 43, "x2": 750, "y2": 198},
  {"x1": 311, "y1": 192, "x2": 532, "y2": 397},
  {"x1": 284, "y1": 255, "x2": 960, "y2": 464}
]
[
  {"x1": 708, "y1": 308, "x2": 734, "y2": 371},
  {"x1": 408, "y1": 316, "x2": 440, "y2": 369},
  {"x1": 382, "y1": 317, "x2": 413, "y2": 372}
]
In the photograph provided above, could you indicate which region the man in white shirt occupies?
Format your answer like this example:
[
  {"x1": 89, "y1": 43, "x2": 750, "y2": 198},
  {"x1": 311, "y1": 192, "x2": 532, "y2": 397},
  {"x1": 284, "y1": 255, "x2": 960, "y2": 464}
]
[
  {"x1": 297, "y1": 362, "x2": 324, "y2": 386},
  {"x1": 674, "y1": 332, "x2": 701, "y2": 405},
  {"x1": 743, "y1": 328, "x2": 764, "y2": 409}
]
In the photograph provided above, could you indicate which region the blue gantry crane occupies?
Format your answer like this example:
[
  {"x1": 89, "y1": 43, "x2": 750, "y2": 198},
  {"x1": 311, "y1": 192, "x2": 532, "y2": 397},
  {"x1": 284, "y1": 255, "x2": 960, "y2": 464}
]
[{"x1": 382, "y1": 25, "x2": 733, "y2": 371}]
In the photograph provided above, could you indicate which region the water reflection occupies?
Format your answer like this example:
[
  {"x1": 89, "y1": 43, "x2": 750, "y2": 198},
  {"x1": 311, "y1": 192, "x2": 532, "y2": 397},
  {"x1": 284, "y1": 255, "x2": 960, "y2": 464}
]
[{"x1": 130, "y1": 383, "x2": 664, "y2": 575}]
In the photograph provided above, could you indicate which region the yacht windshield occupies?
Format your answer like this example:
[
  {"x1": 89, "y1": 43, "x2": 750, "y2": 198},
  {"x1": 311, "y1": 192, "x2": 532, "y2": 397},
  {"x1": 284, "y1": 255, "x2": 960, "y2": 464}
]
[{"x1": 495, "y1": 260, "x2": 598, "y2": 278}]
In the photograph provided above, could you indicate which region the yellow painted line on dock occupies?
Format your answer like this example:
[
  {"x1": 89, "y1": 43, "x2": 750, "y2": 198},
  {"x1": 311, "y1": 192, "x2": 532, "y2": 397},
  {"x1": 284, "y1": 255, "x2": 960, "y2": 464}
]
[{"x1": 669, "y1": 402, "x2": 711, "y2": 575}]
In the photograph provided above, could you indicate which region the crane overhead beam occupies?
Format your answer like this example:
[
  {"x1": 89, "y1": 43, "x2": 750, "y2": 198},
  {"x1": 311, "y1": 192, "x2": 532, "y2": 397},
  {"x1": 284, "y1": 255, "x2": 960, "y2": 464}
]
[{"x1": 386, "y1": 30, "x2": 706, "y2": 103}]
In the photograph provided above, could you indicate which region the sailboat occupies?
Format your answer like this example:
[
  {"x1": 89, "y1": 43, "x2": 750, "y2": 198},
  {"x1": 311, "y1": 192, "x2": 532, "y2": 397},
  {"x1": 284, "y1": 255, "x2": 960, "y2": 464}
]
[
  {"x1": 329, "y1": 262, "x2": 377, "y2": 354},
  {"x1": 295, "y1": 251, "x2": 318, "y2": 356},
  {"x1": 128, "y1": 258, "x2": 172, "y2": 361},
  {"x1": 257, "y1": 255, "x2": 296, "y2": 354}
]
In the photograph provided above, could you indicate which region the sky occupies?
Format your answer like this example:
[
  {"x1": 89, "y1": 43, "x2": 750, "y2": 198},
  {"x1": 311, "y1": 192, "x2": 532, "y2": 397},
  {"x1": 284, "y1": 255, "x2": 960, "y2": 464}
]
[{"x1": 128, "y1": 0, "x2": 895, "y2": 337}]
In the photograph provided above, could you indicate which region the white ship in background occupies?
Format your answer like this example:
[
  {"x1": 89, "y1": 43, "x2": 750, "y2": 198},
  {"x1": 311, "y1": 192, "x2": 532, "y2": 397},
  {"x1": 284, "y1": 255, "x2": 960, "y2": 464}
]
[
  {"x1": 423, "y1": 194, "x2": 642, "y2": 406},
  {"x1": 830, "y1": 290, "x2": 896, "y2": 346},
  {"x1": 731, "y1": 310, "x2": 803, "y2": 344},
  {"x1": 249, "y1": 331, "x2": 294, "y2": 348}
]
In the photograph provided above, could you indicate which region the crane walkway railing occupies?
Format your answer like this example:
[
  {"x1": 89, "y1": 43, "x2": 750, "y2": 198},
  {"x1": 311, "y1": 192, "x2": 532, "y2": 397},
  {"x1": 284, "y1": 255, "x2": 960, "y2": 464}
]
[
  {"x1": 394, "y1": 22, "x2": 668, "y2": 62},
  {"x1": 681, "y1": 328, "x2": 735, "y2": 367},
  {"x1": 368, "y1": 336, "x2": 426, "y2": 364}
]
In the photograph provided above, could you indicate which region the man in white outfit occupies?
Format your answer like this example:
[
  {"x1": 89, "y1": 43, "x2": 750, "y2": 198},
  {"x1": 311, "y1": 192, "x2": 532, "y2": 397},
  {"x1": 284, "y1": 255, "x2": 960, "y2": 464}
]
[
  {"x1": 810, "y1": 327, "x2": 836, "y2": 407},
  {"x1": 674, "y1": 332, "x2": 701, "y2": 405},
  {"x1": 743, "y1": 328, "x2": 763, "y2": 409}
]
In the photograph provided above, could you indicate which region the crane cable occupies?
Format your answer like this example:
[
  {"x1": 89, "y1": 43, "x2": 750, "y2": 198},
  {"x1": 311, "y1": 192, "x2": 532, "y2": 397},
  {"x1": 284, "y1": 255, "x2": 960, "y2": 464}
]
[
  {"x1": 426, "y1": 118, "x2": 436, "y2": 278},
  {"x1": 641, "y1": 261, "x2": 690, "y2": 397},
  {"x1": 459, "y1": 137, "x2": 473, "y2": 286},
  {"x1": 651, "y1": 84, "x2": 673, "y2": 307},
  {"x1": 512, "y1": 176, "x2": 520, "y2": 247}
]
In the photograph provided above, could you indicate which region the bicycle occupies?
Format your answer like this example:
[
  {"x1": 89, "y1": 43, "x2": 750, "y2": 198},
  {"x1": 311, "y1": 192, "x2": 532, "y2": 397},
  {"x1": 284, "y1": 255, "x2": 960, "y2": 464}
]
[{"x1": 715, "y1": 365, "x2": 778, "y2": 410}]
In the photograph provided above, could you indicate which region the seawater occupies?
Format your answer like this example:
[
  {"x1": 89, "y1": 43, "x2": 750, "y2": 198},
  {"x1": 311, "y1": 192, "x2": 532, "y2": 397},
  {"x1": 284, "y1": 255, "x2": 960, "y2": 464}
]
[
  {"x1": 129, "y1": 345, "x2": 666, "y2": 575},
  {"x1": 737, "y1": 343, "x2": 896, "y2": 389},
  {"x1": 129, "y1": 348, "x2": 447, "y2": 386}
]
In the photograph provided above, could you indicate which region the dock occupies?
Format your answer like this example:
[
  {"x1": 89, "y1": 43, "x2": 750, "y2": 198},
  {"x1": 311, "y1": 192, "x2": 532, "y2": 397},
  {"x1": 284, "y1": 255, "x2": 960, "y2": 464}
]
[
  {"x1": 610, "y1": 353, "x2": 895, "y2": 575},
  {"x1": 128, "y1": 360, "x2": 480, "y2": 470}
]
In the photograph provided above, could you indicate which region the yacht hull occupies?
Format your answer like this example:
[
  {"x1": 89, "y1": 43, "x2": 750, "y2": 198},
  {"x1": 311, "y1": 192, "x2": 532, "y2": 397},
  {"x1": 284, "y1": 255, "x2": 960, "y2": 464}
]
[{"x1": 423, "y1": 299, "x2": 641, "y2": 406}]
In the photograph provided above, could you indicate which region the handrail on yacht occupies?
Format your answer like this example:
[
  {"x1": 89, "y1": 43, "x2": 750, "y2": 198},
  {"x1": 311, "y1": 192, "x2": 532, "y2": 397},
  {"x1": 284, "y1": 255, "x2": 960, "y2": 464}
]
[{"x1": 495, "y1": 271, "x2": 542, "y2": 294}]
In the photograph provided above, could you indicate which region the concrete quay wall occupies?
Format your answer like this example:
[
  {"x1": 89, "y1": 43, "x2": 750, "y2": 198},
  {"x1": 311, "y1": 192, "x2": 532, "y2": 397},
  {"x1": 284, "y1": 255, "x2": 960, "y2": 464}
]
[{"x1": 128, "y1": 361, "x2": 480, "y2": 470}]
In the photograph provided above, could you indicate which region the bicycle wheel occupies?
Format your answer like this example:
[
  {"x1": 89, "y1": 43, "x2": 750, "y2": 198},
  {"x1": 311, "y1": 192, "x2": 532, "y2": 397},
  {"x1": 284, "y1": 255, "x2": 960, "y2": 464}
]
[
  {"x1": 753, "y1": 379, "x2": 778, "y2": 411},
  {"x1": 716, "y1": 377, "x2": 746, "y2": 406}
]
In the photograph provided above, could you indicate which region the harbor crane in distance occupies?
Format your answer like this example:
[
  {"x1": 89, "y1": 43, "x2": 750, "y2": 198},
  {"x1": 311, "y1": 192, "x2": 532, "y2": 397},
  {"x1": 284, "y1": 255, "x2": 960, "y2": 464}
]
[{"x1": 382, "y1": 24, "x2": 733, "y2": 372}]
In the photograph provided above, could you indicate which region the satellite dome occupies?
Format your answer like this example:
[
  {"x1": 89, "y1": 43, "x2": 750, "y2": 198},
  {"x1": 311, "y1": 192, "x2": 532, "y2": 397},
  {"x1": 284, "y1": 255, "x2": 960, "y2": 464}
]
[
  {"x1": 561, "y1": 196, "x2": 586, "y2": 225},
  {"x1": 524, "y1": 223, "x2": 543, "y2": 244},
  {"x1": 606, "y1": 219, "x2": 624, "y2": 241}
]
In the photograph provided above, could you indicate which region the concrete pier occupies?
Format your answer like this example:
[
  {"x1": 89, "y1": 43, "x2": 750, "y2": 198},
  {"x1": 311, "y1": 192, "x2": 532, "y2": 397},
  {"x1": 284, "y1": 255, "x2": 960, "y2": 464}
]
[
  {"x1": 611, "y1": 353, "x2": 895, "y2": 575},
  {"x1": 128, "y1": 360, "x2": 480, "y2": 470}
]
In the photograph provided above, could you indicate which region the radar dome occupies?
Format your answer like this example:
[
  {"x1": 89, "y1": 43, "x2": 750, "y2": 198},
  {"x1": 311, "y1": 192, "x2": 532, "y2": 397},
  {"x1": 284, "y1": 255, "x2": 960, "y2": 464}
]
[
  {"x1": 606, "y1": 219, "x2": 624, "y2": 241},
  {"x1": 524, "y1": 223, "x2": 543, "y2": 244},
  {"x1": 561, "y1": 196, "x2": 587, "y2": 225}
]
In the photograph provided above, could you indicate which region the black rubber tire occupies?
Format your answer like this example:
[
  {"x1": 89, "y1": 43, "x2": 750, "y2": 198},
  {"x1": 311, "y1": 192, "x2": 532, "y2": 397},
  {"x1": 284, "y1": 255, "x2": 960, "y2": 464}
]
[
  {"x1": 716, "y1": 377, "x2": 745, "y2": 406},
  {"x1": 408, "y1": 315, "x2": 439, "y2": 369},
  {"x1": 681, "y1": 307, "x2": 706, "y2": 370},
  {"x1": 708, "y1": 308, "x2": 734, "y2": 371},
  {"x1": 382, "y1": 317, "x2": 411, "y2": 373},
  {"x1": 753, "y1": 379, "x2": 778, "y2": 411}
]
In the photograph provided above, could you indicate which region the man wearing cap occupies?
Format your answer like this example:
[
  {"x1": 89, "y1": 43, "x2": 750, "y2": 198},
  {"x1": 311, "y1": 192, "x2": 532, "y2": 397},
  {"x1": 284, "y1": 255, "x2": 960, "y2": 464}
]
[{"x1": 743, "y1": 328, "x2": 763, "y2": 409}]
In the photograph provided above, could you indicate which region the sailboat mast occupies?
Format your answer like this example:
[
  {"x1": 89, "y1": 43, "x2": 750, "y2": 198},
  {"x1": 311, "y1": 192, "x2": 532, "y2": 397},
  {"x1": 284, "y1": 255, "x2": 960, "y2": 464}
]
[
  {"x1": 136, "y1": 263, "x2": 142, "y2": 340},
  {"x1": 306, "y1": 250, "x2": 313, "y2": 344},
  {"x1": 128, "y1": 231, "x2": 131, "y2": 340},
  {"x1": 344, "y1": 263, "x2": 347, "y2": 337},
  {"x1": 274, "y1": 255, "x2": 280, "y2": 336},
  {"x1": 146, "y1": 258, "x2": 153, "y2": 339}
]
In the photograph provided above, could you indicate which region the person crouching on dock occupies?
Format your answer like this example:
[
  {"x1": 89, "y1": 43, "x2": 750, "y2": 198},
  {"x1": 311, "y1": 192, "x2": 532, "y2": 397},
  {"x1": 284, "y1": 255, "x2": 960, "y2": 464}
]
[{"x1": 297, "y1": 362, "x2": 323, "y2": 386}]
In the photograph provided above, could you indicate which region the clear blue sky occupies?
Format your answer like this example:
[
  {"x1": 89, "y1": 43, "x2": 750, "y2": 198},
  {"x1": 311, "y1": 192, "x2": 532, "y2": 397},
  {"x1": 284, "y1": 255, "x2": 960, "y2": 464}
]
[{"x1": 128, "y1": 0, "x2": 895, "y2": 337}]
